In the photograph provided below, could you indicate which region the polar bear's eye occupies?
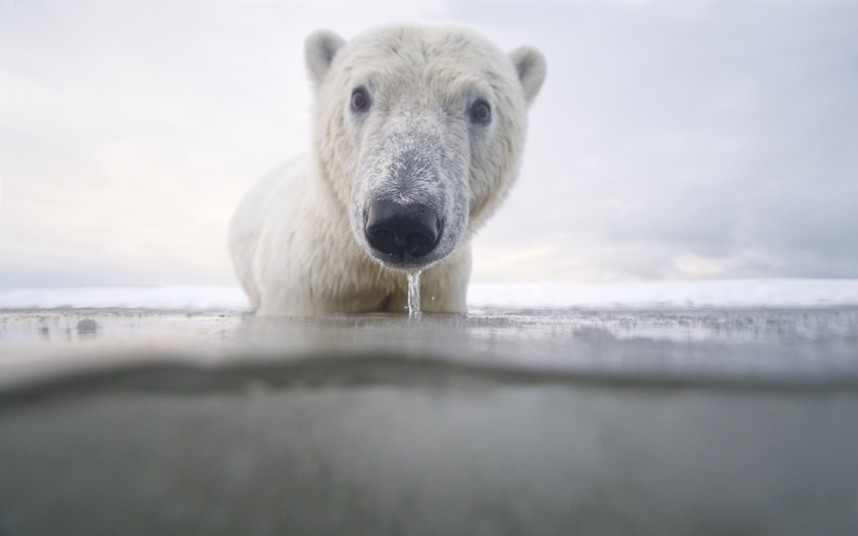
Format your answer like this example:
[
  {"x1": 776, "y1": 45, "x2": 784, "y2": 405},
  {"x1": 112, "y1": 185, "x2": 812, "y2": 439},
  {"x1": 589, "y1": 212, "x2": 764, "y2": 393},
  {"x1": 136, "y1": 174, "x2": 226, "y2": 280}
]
[
  {"x1": 351, "y1": 88, "x2": 370, "y2": 112},
  {"x1": 470, "y1": 100, "x2": 491, "y2": 124}
]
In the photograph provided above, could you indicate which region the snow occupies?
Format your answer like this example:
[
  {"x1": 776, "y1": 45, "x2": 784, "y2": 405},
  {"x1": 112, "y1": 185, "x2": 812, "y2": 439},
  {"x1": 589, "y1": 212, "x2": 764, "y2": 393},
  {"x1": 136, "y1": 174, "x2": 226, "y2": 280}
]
[
  {"x1": 467, "y1": 278, "x2": 858, "y2": 309},
  {"x1": 0, "y1": 286, "x2": 250, "y2": 310},
  {"x1": 1, "y1": 279, "x2": 857, "y2": 310}
]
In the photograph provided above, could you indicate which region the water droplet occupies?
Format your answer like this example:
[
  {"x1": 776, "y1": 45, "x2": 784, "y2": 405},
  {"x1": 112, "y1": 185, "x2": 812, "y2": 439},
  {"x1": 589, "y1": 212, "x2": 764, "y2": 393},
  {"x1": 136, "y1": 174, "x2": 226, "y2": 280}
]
[{"x1": 407, "y1": 270, "x2": 422, "y2": 319}]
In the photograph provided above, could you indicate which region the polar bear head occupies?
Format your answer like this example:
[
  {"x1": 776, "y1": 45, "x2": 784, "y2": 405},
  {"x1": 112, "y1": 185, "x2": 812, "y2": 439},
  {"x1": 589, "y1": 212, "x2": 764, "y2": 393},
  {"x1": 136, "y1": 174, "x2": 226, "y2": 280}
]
[{"x1": 306, "y1": 25, "x2": 546, "y2": 271}]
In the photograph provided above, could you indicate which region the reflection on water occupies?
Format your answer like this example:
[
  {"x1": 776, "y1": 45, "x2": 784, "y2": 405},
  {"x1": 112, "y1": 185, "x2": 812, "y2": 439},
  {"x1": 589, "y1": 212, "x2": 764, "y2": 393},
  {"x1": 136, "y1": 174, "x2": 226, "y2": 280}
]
[{"x1": 1, "y1": 307, "x2": 857, "y2": 387}]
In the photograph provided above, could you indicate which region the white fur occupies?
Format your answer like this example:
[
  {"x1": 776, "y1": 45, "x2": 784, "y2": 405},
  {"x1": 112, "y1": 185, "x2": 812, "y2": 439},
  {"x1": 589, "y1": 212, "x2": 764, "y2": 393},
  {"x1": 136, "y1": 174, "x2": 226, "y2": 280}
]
[{"x1": 229, "y1": 24, "x2": 546, "y2": 315}]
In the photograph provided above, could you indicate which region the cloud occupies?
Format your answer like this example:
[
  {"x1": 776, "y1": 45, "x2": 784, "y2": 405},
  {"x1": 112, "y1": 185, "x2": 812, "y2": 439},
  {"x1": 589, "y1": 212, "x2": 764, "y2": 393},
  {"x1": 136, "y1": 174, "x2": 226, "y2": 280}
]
[
  {"x1": 470, "y1": 0, "x2": 858, "y2": 281},
  {"x1": 1, "y1": 0, "x2": 856, "y2": 289}
]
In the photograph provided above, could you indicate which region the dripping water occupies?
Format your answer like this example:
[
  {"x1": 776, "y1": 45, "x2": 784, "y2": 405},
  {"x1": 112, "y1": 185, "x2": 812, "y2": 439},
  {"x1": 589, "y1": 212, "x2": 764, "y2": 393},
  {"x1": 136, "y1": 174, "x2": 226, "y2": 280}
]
[{"x1": 407, "y1": 270, "x2": 422, "y2": 318}]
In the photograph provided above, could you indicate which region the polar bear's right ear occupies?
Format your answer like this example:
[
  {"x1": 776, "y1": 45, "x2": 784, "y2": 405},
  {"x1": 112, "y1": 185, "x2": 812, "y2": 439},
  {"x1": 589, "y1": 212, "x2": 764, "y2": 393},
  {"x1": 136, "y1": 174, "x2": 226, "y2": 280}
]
[{"x1": 305, "y1": 30, "x2": 346, "y2": 88}]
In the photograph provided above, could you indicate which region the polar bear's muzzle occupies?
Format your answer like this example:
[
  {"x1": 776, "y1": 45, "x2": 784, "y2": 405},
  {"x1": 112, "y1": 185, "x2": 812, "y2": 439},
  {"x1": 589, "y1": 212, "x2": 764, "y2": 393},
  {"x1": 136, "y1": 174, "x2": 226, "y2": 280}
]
[{"x1": 364, "y1": 199, "x2": 441, "y2": 266}]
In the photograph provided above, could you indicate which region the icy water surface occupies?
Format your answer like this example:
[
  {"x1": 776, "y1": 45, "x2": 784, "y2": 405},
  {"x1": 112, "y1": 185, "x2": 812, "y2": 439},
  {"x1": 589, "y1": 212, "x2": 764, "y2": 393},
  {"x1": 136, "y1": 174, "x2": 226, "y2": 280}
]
[
  {"x1": 1, "y1": 307, "x2": 857, "y2": 535},
  {"x1": 1, "y1": 306, "x2": 856, "y2": 387}
]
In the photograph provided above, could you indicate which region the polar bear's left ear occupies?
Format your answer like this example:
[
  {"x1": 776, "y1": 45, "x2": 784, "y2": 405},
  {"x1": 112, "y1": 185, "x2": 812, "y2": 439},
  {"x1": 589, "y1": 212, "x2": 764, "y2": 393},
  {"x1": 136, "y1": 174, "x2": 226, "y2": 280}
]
[
  {"x1": 306, "y1": 30, "x2": 346, "y2": 88},
  {"x1": 509, "y1": 46, "x2": 547, "y2": 106}
]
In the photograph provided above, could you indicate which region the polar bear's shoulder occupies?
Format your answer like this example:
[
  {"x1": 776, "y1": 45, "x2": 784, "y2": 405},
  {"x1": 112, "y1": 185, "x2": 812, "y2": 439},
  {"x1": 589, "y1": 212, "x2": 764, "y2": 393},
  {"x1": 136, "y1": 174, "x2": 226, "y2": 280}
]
[
  {"x1": 230, "y1": 157, "x2": 308, "y2": 242},
  {"x1": 228, "y1": 156, "x2": 311, "y2": 306}
]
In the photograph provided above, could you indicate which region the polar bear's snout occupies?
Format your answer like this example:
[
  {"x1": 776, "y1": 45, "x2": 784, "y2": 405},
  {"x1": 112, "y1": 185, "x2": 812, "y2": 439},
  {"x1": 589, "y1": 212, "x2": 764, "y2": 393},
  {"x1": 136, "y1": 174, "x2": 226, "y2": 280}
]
[
  {"x1": 353, "y1": 127, "x2": 463, "y2": 270},
  {"x1": 365, "y1": 200, "x2": 440, "y2": 264}
]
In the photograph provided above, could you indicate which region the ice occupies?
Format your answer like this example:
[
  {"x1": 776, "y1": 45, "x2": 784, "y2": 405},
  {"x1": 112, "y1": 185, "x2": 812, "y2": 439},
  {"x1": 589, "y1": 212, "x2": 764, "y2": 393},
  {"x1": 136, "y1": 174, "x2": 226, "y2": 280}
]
[
  {"x1": 2, "y1": 278, "x2": 858, "y2": 310},
  {"x1": 467, "y1": 278, "x2": 858, "y2": 309},
  {"x1": 0, "y1": 285, "x2": 250, "y2": 310}
]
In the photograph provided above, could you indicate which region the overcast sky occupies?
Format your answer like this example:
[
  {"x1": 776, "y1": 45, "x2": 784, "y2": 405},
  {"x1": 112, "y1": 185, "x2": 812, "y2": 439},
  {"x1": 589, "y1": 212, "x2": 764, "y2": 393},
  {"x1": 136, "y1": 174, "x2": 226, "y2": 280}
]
[{"x1": 1, "y1": 0, "x2": 856, "y2": 289}]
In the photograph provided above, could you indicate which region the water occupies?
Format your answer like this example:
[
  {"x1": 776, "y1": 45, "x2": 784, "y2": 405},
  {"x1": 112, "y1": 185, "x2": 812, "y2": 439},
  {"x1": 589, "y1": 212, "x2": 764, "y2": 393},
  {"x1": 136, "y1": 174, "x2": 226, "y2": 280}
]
[
  {"x1": 406, "y1": 270, "x2": 421, "y2": 317},
  {"x1": 1, "y1": 306, "x2": 857, "y2": 389},
  {"x1": 1, "y1": 307, "x2": 857, "y2": 534}
]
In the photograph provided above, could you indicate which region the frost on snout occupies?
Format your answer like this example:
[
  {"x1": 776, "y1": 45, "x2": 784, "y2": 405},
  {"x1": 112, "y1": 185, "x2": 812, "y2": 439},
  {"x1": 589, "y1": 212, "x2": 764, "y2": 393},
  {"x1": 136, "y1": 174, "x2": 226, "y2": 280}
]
[
  {"x1": 350, "y1": 102, "x2": 472, "y2": 270},
  {"x1": 360, "y1": 144, "x2": 447, "y2": 267}
]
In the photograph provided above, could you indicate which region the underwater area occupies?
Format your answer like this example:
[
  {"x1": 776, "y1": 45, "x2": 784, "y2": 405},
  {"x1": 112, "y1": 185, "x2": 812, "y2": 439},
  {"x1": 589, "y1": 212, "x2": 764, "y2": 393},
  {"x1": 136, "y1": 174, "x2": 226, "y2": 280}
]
[{"x1": 1, "y1": 303, "x2": 857, "y2": 535}]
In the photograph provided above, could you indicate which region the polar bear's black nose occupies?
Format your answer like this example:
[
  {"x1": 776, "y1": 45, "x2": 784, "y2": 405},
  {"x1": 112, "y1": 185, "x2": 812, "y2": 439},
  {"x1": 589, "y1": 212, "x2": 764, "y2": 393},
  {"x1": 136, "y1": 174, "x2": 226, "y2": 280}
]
[{"x1": 365, "y1": 200, "x2": 439, "y2": 261}]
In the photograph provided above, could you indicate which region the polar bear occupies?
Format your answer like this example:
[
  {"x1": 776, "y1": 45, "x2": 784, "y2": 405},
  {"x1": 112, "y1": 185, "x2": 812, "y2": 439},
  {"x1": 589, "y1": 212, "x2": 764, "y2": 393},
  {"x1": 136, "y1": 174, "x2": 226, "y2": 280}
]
[{"x1": 229, "y1": 25, "x2": 546, "y2": 315}]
